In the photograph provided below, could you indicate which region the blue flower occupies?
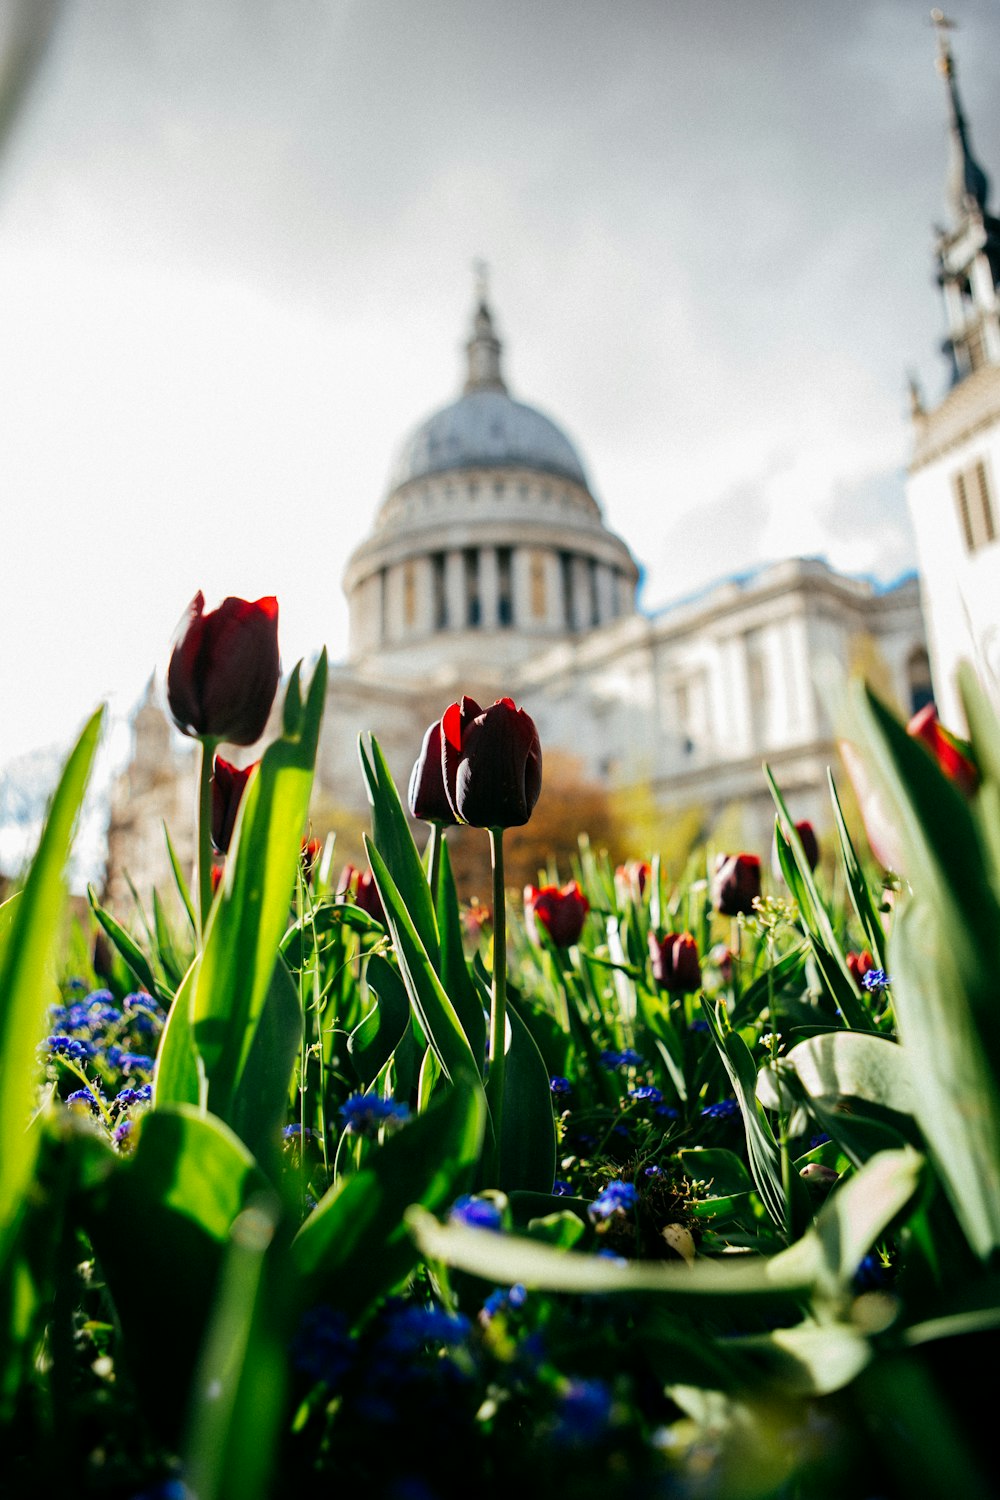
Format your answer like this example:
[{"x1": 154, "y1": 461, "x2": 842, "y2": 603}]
[
  {"x1": 482, "y1": 1283, "x2": 527, "y2": 1320},
  {"x1": 701, "y1": 1098, "x2": 740, "y2": 1122},
  {"x1": 599, "y1": 1048, "x2": 645, "y2": 1072},
  {"x1": 66, "y1": 1088, "x2": 103, "y2": 1112},
  {"x1": 283, "y1": 1123, "x2": 314, "y2": 1139},
  {"x1": 121, "y1": 1054, "x2": 154, "y2": 1075},
  {"x1": 655, "y1": 1104, "x2": 679, "y2": 1121},
  {"x1": 688, "y1": 1018, "x2": 710, "y2": 1034},
  {"x1": 550, "y1": 1378, "x2": 613, "y2": 1447},
  {"x1": 549, "y1": 1075, "x2": 572, "y2": 1096},
  {"x1": 124, "y1": 991, "x2": 163, "y2": 1014},
  {"x1": 552, "y1": 1178, "x2": 573, "y2": 1196},
  {"x1": 628, "y1": 1084, "x2": 663, "y2": 1103},
  {"x1": 378, "y1": 1302, "x2": 471, "y2": 1353},
  {"x1": 643, "y1": 1164, "x2": 663, "y2": 1177},
  {"x1": 291, "y1": 1304, "x2": 355, "y2": 1386},
  {"x1": 114, "y1": 1085, "x2": 152, "y2": 1109},
  {"x1": 449, "y1": 1194, "x2": 503, "y2": 1232},
  {"x1": 588, "y1": 1180, "x2": 637, "y2": 1222},
  {"x1": 339, "y1": 1092, "x2": 410, "y2": 1138},
  {"x1": 44, "y1": 1035, "x2": 93, "y2": 1063},
  {"x1": 861, "y1": 968, "x2": 890, "y2": 993},
  {"x1": 113, "y1": 1118, "x2": 134, "y2": 1145}
]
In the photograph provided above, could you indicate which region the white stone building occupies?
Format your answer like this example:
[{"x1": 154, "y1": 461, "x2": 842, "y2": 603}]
[
  {"x1": 906, "y1": 19, "x2": 1000, "y2": 728},
  {"x1": 107, "y1": 283, "x2": 926, "y2": 910}
]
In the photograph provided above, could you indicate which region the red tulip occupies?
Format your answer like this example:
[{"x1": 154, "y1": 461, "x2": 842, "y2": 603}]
[
  {"x1": 906, "y1": 703, "x2": 978, "y2": 796},
  {"x1": 167, "y1": 591, "x2": 280, "y2": 744},
  {"x1": 337, "y1": 864, "x2": 385, "y2": 926},
  {"x1": 441, "y1": 695, "x2": 542, "y2": 829},
  {"x1": 408, "y1": 718, "x2": 459, "y2": 825},
  {"x1": 712, "y1": 853, "x2": 761, "y2": 917},
  {"x1": 772, "y1": 819, "x2": 820, "y2": 880},
  {"x1": 210, "y1": 756, "x2": 257, "y2": 854},
  {"x1": 846, "y1": 949, "x2": 875, "y2": 988},
  {"x1": 648, "y1": 931, "x2": 702, "y2": 993},
  {"x1": 300, "y1": 838, "x2": 322, "y2": 884},
  {"x1": 525, "y1": 881, "x2": 589, "y2": 947}
]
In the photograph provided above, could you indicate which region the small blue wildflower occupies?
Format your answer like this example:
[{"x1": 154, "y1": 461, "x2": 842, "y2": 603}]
[
  {"x1": 66, "y1": 1088, "x2": 103, "y2": 1112},
  {"x1": 67, "y1": 978, "x2": 87, "y2": 992},
  {"x1": 482, "y1": 1283, "x2": 527, "y2": 1320},
  {"x1": 283, "y1": 1123, "x2": 314, "y2": 1139},
  {"x1": 701, "y1": 1098, "x2": 740, "y2": 1122},
  {"x1": 629, "y1": 1085, "x2": 663, "y2": 1104},
  {"x1": 124, "y1": 991, "x2": 163, "y2": 1014},
  {"x1": 549, "y1": 1075, "x2": 572, "y2": 1097},
  {"x1": 121, "y1": 1054, "x2": 154, "y2": 1075},
  {"x1": 379, "y1": 1303, "x2": 471, "y2": 1353},
  {"x1": 612, "y1": 1123, "x2": 631, "y2": 1139},
  {"x1": 552, "y1": 1178, "x2": 573, "y2": 1197},
  {"x1": 854, "y1": 1253, "x2": 891, "y2": 1292},
  {"x1": 114, "y1": 1084, "x2": 152, "y2": 1109},
  {"x1": 66, "y1": 1003, "x2": 92, "y2": 1029},
  {"x1": 129, "y1": 1012, "x2": 157, "y2": 1036},
  {"x1": 595, "y1": 1248, "x2": 628, "y2": 1264},
  {"x1": 339, "y1": 1092, "x2": 410, "y2": 1138},
  {"x1": 643, "y1": 1164, "x2": 663, "y2": 1177},
  {"x1": 688, "y1": 1018, "x2": 710, "y2": 1034},
  {"x1": 45, "y1": 1035, "x2": 93, "y2": 1063},
  {"x1": 862, "y1": 969, "x2": 890, "y2": 993},
  {"x1": 809, "y1": 1132, "x2": 831, "y2": 1149},
  {"x1": 599, "y1": 1047, "x2": 645, "y2": 1072},
  {"x1": 449, "y1": 1194, "x2": 503, "y2": 1232},
  {"x1": 588, "y1": 1180, "x2": 637, "y2": 1222},
  {"x1": 550, "y1": 1378, "x2": 613, "y2": 1447},
  {"x1": 291, "y1": 1304, "x2": 355, "y2": 1386},
  {"x1": 105, "y1": 1044, "x2": 123, "y2": 1069},
  {"x1": 655, "y1": 1104, "x2": 679, "y2": 1121},
  {"x1": 113, "y1": 1118, "x2": 133, "y2": 1145}
]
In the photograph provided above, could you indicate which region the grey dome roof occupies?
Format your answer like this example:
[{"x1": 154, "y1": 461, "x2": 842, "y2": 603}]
[{"x1": 388, "y1": 387, "x2": 589, "y2": 491}]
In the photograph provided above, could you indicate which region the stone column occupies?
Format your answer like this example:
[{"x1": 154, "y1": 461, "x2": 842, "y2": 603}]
[
  {"x1": 511, "y1": 547, "x2": 532, "y2": 629},
  {"x1": 445, "y1": 550, "x2": 465, "y2": 630},
  {"x1": 479, "y1": 546, "x2": 499, "y2": 629},
  {"x1": 414, "y1": 554, "x2": 434, "y2": 634},
  {"x1": 570, "y1": 555, "x2": 591, "y2": 631}
]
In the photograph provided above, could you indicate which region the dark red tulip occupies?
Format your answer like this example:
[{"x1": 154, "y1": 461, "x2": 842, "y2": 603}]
[
  {"x1": 712, "y1": 853, "x2": 761, "y2": 917},
  {"x1": 525, "y1": 880, "x2": 589, "y2": 947},
  {"x1": 846, "y1": 949, "x2": 875, "y2": 988},
  {"x1": 441, "y1": 695, "x2": 542, "y2": 829},
  {"x1": 300, "y1": 838, "x2": 322, "y2": 884},
  {"x1": 773, "y1": 819, "x2": 820, "y2": 880},
  {"x1": 167, "y1": 591, "x2": 280, "y2": 744},
  {"x1": 210, "y1": 756, "x2": 257, "y2": 854},
  {"x1": 337, "y1": 864, "x2": 385, "y2": 926},
  {"x1": 907, "y1": 703, "x2": 978, "y2": 797},
  {"x1": 408, "y1": 718, "x2": 459, "y2": 825},
  {"x1": 648, "y1": 931, "x2": 702, "y2": 993}
]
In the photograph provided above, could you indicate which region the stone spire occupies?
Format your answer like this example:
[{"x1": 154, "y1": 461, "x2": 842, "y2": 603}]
[
  {"x1": 928, "y1": 11, "x2": 1000, "y2": 383},
  {"x1": 932, "y1": 9, "x2": 990, "y2": 221},
  {"x1": 463, "y1": 262, "x2": 507, "y2": 394}
]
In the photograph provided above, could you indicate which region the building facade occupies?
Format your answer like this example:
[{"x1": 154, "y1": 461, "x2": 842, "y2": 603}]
[{"x1": 906, "y1": 18, "x2": 1000, "y2": 727}]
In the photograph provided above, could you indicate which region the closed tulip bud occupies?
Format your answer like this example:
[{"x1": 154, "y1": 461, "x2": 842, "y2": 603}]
[
  {"x1": 441, "y1": 695, "x2": 542, "y2": 829},
  {"x1": 846, "y1": 949, "x2": 875, "y2": 988},
  {"x1": 167, "y1": 591, "x2": 280, "y2": 745},
  {"x1": 648, "y1": 931, "x2": 702, "y2": 993},
  {"x1": 525, "y1": 880, "x2": 589, "y2": 947},
  {"x1": 300, "y1": 838, "x2": 322, "y2": 884},
  {"x1": 772, "y1": 819, "x2": 820, "y2": 881},
  {"x1": 906, "y1": 703, "x2": 979, "y2": 796},
  {"x1": 408, "y1": 718, "x2": 459, "y2": 825},
  {"x1": 210, "y1": 756, "x2": 257, "y2": 854},
  {"x1": 337, "y1": 864, "x2": 385, "y2": 926},
  {"x1": 712, "y1": 853, "x2": 761, "y2": 917}
]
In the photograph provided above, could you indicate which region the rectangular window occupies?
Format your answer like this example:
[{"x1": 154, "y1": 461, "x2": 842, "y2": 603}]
[
  {"x1": 464, "y1": 549, "x2": 480, "y2": 627},
  {"x1": 559, "y1": 551, "x2": 574, "y2": 629},
  {"x1": 953, "y1": 458, "x2": 997, "y2": 552},
  {"x1": 432, "y1": 552, "x2": 447, "y2": 629}
]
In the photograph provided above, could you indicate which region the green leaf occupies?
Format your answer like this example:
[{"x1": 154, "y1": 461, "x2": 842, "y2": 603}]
[
  {"x1": 827, "y1": 769, "x2": 886, "y2": 970},
  {"x1": 365, "y1": 836, "x2": 480, "y2": 1090},
  {"x1": 164, "y1": 819, "x2": 197, "y2": 935},
  {"x1": 292, "y1": 1079, "x2": 486, "y2": 1318},
  {"x1": 700, "y1": 1000, "x2": 789, "y2": 1232},
  {"x1": 86, "y1": 884, "x2": 170, "y2": 1004},
  {"x1": 348, "y1": 953, "x2": 411, "y2": 1089},
  {"x1": 725, "y1": 1322, "x2": 872, "y2": 1395},
  {"x1": 0, "y1": 707, "x2": 103, "y2": 1262},
  {"x1": 228, "y1": 956, "x2": 303, "y2": 1166},
  {"x1": 359, "y1": 733, "x2": 438, "y2": 966},
  {"x1": 182, "y1": 1201, "x2": 286, "y2": 1500},
  {"x1": 434, "y1": 835, "x2": 486, "y2": 1071},
  {"x1": 958, "y1": 661, "x2": 1000, "y2": 788},
  {"x1": 83, "y1": 1105, "x2": 273, "y2": 1441},
  {"x1": 765, "y1": 765, "x2": 871, "y2": 1030},
  {"x1": 153, "y1": 955, "x2": 205, "y2": 1109},
  {"x1": 730, "y1": 942, "x2": 809, "y2": 1029},
  {"x1": 497, "y1": 1000, "x2": 557, "y2": 1194},
  {"x1": 784, "y1": 1030, "x2": 920, "y2": 1164},
  {"x1": 191, "y1": 653, "x2": 326, "y2": 1126}
]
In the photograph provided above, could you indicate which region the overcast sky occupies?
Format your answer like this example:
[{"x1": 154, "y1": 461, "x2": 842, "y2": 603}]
[{"x1": 1, "y1": 0, "x2": 998, "y2": 778}]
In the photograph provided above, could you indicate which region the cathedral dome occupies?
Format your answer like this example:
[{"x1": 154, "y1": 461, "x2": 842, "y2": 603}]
[
  {"x1": 388, "y1": 388, "x2": 588, "y2": 490},
  {"x1": 343, "y1": 284, "x2": 640, "y2": 679}
]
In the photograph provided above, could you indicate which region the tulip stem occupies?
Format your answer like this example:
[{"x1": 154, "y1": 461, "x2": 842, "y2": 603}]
[
  {"x1": 486, "y1": 827, "x2": 507, "y2": 1183},
  {"x1": 197, "y1": 737, "x2": 219, "y2": 939},
  {"x1": 426, "y1": 822, "x2": 442, "y2": 906}
]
